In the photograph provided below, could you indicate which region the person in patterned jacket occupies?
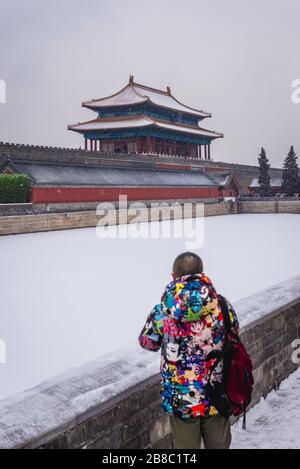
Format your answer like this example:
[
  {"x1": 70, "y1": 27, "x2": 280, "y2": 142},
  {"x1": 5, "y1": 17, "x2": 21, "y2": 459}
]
[{"x1": 138, "y1": 252, "x2": 239, "y2": 449}]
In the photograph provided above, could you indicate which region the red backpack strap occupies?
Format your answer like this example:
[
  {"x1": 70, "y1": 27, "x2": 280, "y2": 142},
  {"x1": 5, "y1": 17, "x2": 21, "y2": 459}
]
[{"x1": 218, "y1": 294, "x2": 232, "y2": 333}]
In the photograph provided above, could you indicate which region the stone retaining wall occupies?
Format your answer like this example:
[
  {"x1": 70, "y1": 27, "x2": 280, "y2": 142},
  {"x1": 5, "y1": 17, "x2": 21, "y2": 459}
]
[
  {"x1": 0, "y1": 201, "x2": 236, "y2": 235},
  {"x1": 278, "y1": 200, "x2": 300, "y2": 214},
  {"x1": 2, "y1": 198, "x2": 300, "y2": 236},
  {"x1": 238, "y1": 199, "x2": 300, "y2": 214},
  {"x1": 238, "y1": 200, "x2": 279, "y2": 213}
]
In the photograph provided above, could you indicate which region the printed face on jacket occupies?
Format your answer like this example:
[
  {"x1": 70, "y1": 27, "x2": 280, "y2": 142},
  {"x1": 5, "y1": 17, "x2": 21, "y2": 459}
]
[{"x1": 166, "y1": 342, "x2": 181, "y2": 363}]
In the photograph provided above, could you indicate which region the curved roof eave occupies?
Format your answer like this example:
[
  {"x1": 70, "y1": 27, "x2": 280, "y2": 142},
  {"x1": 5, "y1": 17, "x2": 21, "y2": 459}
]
[
  {"x1": 169, "y1": 94, "x2": 211, "y2": 118},
  {"x1": 68, "y1": 116, "x2": 223, "y2": 139},
  {"x1": 68, "y1": 118, "x2": 154, "y2": 134},
  {"x1": 83, "y1": 97, "x2": 210, "y2": 119},
  {"x1": 153, "y1": 122, "x2": 223, "y2": 139},
  {"x1": 82, "y1": 84, "x2": 132, "y2": 107},
  {"x1": 82, "y1": 81, "x2": 211, "y2": 118}
]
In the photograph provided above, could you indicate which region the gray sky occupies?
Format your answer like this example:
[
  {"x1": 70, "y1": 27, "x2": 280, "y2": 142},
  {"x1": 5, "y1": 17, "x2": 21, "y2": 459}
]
[{"x1": 0, "y1": 0, "x2": 299, "y2": 167}]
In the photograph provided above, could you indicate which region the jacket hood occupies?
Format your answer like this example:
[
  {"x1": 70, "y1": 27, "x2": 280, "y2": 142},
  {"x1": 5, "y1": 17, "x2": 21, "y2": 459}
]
[{"x1": 161, "y1": 273, "x2": 219, "y2": 323}]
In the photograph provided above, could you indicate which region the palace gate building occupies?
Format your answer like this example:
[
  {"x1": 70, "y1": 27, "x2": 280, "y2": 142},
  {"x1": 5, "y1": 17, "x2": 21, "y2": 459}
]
[
  {"x1": 1, "y1": 79, "x2": 280, "y2": 204},
  {"x1": 68, "y1": 76, "x2": 223, "y2": 160}
]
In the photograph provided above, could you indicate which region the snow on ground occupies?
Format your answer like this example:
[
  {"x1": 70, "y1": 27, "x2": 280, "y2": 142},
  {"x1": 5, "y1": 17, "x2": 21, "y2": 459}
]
[
  {"x1": 232, "y1": 366, "x2": 300, "y2": 449},
  {"x1": 0, "y1": 213, "x2": 299, "y2": 400}
]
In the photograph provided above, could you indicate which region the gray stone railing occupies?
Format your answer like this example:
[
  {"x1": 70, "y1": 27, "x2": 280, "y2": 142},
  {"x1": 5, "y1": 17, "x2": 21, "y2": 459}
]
[
  {"x1": 0, "y1": 276, "x2": 299, "y2": 449},
  {"x1": 1, "y1": 198, "x2": 300, "y2": 220},
  {"x1": 0, "y1": 203, "x2": 34, "y2": 216}
]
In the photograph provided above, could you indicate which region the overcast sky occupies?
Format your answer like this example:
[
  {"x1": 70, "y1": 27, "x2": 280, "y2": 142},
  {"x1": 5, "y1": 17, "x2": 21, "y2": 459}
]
[{"x1": 0, "y1": 0, "x2": 299, "y2": 167}]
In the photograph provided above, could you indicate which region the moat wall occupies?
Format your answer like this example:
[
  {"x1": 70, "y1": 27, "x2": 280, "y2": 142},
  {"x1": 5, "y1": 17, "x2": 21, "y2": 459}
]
[
  {"x1": 1, "y1": 198, "x2": 300, "y2": 236},
  {"x1": 0, "y1": 200, "x2": 237, "y2": 235}
]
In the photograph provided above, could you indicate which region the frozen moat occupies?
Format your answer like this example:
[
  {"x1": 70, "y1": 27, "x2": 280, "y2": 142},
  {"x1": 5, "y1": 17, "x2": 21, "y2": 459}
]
[{"x1": 0, "y1": 213, "x2": 299, "y2": 400}]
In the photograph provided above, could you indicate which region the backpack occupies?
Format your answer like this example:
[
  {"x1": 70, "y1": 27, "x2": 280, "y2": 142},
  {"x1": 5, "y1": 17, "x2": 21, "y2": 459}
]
[{"x1": 205, "y1": 295, "x2": 254, "y2": 429}]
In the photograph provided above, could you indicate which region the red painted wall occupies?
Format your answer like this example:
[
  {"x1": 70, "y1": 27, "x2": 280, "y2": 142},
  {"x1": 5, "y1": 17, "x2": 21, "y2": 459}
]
[
  {"x1": 31, "y1": 186, "x2": 220, "y2": 204},
  {"x1": 155, "y1": 163, "x2": 192, "y2": 171},
  {"x1": 221, "y1": 189, "x2": 239, "y2": 197}
]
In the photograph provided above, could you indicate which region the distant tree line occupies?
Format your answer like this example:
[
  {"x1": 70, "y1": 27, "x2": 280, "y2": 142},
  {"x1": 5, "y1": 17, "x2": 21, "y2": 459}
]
[{"x1": 257, "y1": 146, "x2": 299, "y2": 197}]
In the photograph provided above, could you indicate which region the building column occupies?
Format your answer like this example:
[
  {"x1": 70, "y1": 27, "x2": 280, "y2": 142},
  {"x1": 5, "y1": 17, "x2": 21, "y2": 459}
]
[
  {"x1": 208, "y1": 144, "x2": 211, "y2": 160},
  {"x1": 163, "y1": 140, "x2": 167, "y2": 154},
  {"x1": 146, "y1": 136, "x2": 151, "y2": 154},
  {"x1": 193, "y1": 144, "x2": 198, "y2": 159},
  {"x1": 84, "y1": 138, "x2": 88, "y2": 151},
  {"x1": 204, "y1": 145, "x2": 207, "y2": 160},
  {"x1": 150, "y1": 137, "x2": 155, "y2": 154},
  {"x1": 150, "y1": 137, "x2": 153, "y2": 154}
]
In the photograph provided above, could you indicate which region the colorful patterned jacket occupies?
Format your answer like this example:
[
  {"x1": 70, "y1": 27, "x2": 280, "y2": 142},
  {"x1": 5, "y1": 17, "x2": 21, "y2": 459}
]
[{"x1": 138, "y1": 273, "x2": 239, "y2": 419}]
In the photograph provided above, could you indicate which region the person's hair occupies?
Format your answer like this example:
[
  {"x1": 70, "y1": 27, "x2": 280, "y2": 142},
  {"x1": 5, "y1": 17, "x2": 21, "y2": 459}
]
[{"x1": 172, "y1": 252, "x2": 203, "y2": 277}]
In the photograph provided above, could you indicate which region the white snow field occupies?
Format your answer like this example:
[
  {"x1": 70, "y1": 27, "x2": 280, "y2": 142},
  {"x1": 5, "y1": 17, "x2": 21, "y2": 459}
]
[
  {"x1": 0, "y1": 213, "x2": 299, "y2": 401},
  {"x1": 232, "y1": 367, "x2": 300, "y2": 449}
]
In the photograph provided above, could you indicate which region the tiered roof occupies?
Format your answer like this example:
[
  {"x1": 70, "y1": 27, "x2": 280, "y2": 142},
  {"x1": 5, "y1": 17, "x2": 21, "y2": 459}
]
[
  {"x1": 82, "y1": 77, "x2": 211, "y2": 118},
  {"x1": 69, "y1": 115, "x2": 223, "y2": 139},
  {"x1": 69, "y1": 77, "x2": 223, "y2": 143}
]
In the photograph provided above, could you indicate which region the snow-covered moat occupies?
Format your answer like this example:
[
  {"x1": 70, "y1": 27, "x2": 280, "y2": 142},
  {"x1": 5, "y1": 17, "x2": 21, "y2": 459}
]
[
  {"x1": 232, "y1": 367, "x2": 300, "y2": 449},
  {"x1": 0, "y1": 213, "x2": 299, "y2": 400}
]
